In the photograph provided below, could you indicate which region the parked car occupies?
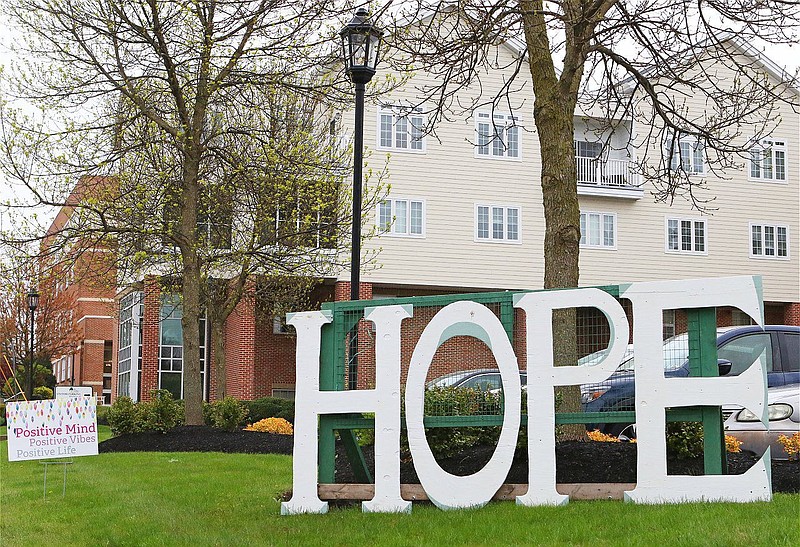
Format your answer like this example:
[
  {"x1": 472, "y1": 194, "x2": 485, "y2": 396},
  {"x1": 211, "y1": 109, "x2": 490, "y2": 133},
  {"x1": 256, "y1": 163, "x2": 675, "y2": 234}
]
[
  {"x1": 581, "y1": 325, "x2": 800, "y2": 436},
  {"x1": 724, "y1": 383, "x2": 800, "y2": 459},
  {"x1": 427, "y1": 368, "x2": 527, "y2": 392}
]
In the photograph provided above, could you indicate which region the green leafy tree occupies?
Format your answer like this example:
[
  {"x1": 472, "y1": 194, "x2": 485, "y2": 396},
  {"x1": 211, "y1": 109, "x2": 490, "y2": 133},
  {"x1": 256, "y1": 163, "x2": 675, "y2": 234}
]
[{"x1": 0, "y1": 1, "x2": 389, "y2": 422}]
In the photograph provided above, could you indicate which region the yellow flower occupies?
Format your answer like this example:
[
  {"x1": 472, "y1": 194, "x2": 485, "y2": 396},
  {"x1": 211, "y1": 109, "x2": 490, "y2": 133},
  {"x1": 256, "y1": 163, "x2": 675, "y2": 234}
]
[{"x1": 245, "y1": 417, "x2": 293, "y2": 435}]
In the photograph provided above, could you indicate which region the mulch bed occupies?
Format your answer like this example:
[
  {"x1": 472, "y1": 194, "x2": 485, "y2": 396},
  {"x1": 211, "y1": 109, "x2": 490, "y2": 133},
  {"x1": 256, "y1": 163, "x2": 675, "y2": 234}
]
[{"x1": 99, "y1": 426, "x2": 799, "y2": 494}]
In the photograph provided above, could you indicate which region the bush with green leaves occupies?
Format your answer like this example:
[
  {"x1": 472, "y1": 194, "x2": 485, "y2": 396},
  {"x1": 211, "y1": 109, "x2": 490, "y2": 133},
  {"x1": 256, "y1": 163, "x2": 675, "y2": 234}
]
[
  {"x1": 397, "y1": 387, "x2": 504, "y2": 459},
  {"x1": 138, "y1": 390, "x2": 182, "y2": 434},
  {"x1": 0, "y1": 403, "x2": 5, "y2": 427},
  {"x1": 209, "y1": 397, "x2": 248, "y2": 432},
  {"x1": 33, "y1": 386, "x2": 53, "y2": 400},
  {"x1": 108, "y1": 396, "x2": 140, "y2": 436},
  {"x1": 246, "y1": 397, "x2": 294, "y2": 424},
  {"x1": 96, "y1": 405, "x2": 111, "y2": 425},
  {"x1": 666, "y1": 421, "x2": 704, "y2": 459}
]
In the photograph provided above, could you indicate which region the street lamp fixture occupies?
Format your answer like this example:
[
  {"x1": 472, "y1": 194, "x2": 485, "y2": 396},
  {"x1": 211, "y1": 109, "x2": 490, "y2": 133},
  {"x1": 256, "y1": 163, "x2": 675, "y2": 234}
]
[{"x1": 26, "y1": 288, "x2": 39, "y2": 400}]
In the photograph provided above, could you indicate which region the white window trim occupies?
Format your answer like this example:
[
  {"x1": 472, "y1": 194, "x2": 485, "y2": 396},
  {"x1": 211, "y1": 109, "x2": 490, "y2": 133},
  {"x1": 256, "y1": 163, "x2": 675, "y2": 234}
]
[
  {"x1": 749, "y1": 222, "x2": 790, "y2": 260},
  {"x1": 474, "y1": 204, "x2": 522, "y2": 244},
  {"x1": 666, "y1": 133, "x2": 706, "y2": 176},
  {"x1": 473, "y1": 112, "x2": 522, "y2": 161},
  {"x1": 376, "y1": 105, "x2": 426, "y2": 153},
  {"x1": 376, "y1": 198, "x2": 426, "y2": 238},
  {"x1": 748, "y1": 139, "x2": 787, "y2": 184},
  {"x1": 580, "y1": 211, "x2": 617, "y2": 250},
  {"x1": 664, "y1": 217, "x2": 708, "y2": 256}
]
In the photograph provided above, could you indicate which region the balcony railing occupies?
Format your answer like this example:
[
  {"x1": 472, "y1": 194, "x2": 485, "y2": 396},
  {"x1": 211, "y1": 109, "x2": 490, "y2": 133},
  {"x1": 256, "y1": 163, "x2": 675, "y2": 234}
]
[{"x1": 576, "y1": 157, "x2": 637, "y2": 187}]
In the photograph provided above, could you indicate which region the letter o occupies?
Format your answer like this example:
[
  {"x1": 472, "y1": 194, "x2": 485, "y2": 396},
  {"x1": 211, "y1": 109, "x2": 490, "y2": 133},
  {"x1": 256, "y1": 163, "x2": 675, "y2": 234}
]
[{"x1": 405, "y1": 300, "x2": 521, "y2": 510}]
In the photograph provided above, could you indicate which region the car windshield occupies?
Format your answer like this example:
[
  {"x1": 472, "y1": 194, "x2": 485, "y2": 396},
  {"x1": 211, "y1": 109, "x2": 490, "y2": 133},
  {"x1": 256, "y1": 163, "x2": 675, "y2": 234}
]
[{"x1": 618, "y1": 334, "x2": 690, "y2": 372}]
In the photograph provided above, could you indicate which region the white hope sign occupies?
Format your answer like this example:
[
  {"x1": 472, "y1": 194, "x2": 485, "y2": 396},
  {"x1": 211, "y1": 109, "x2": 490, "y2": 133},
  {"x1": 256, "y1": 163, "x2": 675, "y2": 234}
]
[{"x1": 281, "y1": 277, "x2": 771, "y2": 515}]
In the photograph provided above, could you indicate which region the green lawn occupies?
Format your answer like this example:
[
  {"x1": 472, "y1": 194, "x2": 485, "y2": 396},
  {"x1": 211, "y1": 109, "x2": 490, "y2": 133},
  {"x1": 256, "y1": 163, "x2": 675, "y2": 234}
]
[{"x1": 1, "y1": 435, "x2": 797, "y2": 546}]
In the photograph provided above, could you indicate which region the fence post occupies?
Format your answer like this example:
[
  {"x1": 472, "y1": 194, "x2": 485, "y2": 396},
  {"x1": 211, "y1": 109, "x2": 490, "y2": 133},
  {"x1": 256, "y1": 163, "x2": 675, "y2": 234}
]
[{"x1": 686, "y1": 308, "x2": 726, "y2": 475}]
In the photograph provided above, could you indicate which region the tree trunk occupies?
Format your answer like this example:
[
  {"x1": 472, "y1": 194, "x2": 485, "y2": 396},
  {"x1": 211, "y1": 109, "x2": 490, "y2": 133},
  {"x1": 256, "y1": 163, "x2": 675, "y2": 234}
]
[
  {"x1": 522, "y1": 0, "x2": 584, "y2": 440},
  {"x1": 211, "y1": 318, "x2": 226, "y2": 401}
]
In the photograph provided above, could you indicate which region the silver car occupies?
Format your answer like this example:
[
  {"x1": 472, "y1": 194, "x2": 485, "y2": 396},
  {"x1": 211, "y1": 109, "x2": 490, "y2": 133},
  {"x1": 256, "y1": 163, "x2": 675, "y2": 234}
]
[{"x1": 724, "y1": 384, "x2": 800, "y2": 459}]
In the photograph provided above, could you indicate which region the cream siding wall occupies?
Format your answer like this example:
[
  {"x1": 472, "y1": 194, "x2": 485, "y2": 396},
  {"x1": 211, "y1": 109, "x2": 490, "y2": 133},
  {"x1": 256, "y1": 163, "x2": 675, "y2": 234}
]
[
  {"x1": 340, "y1": 42, "x2": 799, "y2": 305},
  {"x1": 353, "y1": 44, "x2": 546, "y2": 290}
]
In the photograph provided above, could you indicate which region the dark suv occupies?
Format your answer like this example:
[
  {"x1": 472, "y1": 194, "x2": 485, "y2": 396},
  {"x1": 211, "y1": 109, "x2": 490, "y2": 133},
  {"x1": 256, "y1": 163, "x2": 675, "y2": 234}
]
[{"x1": 581, "y1": 325, "x2": 800, "y2": 435}]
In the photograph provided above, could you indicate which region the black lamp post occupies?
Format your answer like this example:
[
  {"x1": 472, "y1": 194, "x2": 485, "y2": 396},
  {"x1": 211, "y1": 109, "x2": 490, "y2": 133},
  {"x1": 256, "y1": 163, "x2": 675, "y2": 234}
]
[
  {"x1": 340, "y1": 9, "x2": 382, "y2": 391},
  {"x1": 26, "y1": 288, "x2": 39, "y2": 400},
  {"x1": 340, "y1": 8, "x2": 383, "y2": 302}
]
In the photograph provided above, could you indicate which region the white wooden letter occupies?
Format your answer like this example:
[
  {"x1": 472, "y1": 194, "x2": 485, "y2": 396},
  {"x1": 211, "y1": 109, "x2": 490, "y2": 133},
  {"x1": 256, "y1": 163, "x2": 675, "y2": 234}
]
[
  {"x1": 405, "y1": 301, "x2": 521, "y2": 510},
  {"x1": 514, "y1": 288, "x2": 630, "y2": 506},
  {"x1": 621, "y1": 276, "x2": 770, "y2": 503},
  {"x1": 281, "y1": 305, "x2": 412, "y2": 515}
]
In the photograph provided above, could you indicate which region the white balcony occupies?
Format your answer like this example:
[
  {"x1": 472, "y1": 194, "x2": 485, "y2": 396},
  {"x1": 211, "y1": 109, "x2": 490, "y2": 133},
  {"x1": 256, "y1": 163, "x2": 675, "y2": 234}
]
[{"x1": 575, "y1": 156, "x2": 643, "y2": 199}]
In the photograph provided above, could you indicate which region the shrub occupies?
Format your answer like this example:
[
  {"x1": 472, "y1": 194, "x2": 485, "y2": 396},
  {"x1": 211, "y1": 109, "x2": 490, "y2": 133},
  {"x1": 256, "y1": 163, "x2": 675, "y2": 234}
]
[
  {"x1": 96, "y1": 405, "x2": 111, "y2": 425},
  {"x1": 587, "y1": 429, "x2": 621, "y2": 443},
  {"x1": 0, "y1": 403, "x2": 5, "y2": 427},
  {"x1": 778, "y1": 432, "x2": 800, "y2": 460},
  {"x1": 138, "y1": 390, "x2": 181, "y2": 434},
  {"x1": 202, "y1": 401, "x2": 214, "y2": 426},
  {"x1": 399, "y1": 387, "x2": 504, "y2": 459},
  {"x1": 246, "y1": 397, "x2": 294, "y2": 424},
  {"x1": 33, "y1": 386, "x2": 53, "y2": 400},
  {"x1": 209, "y1": 397, "x2": 248, "y2": 432},
  {"x1": 666, "y1": 422, "x2": 704, "y2": 459},
  {"x1": 246, "y1": 417, "x2": 293, "y2": 435},
  {"x1": 108, "y1": 397, "x2": 140, "y2": 436},
  {"x1": 725, "y1": 434, "x2": 742, "y2": 453}
]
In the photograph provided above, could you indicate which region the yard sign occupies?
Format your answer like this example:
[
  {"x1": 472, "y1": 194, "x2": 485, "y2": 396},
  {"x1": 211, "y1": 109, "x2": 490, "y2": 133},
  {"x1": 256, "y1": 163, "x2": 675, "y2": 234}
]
[{"x1": 6, "y1": 398, "x2": 98, "y2": 461}]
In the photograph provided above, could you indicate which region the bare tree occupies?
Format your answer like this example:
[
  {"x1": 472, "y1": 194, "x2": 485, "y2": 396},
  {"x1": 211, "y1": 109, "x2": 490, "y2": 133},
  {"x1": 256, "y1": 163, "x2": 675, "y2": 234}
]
[
  {"x1": 0, "y1": 1, "x2": 387, "y2": 423},
  {"x1": 385, "y1": 1, "x2": 799, "y2": 438}
]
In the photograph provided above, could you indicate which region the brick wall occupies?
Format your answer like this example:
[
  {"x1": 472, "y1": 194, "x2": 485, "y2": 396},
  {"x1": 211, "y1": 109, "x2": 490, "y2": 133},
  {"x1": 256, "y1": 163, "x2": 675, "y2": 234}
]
[
  {"x1": 139, "y1": 277, "x2": 161, "y2": 401},
  {"x1": 783, "y1": 303, "x2": 800, "y2": 326},
  {"x1": 224, "y1": 295, "x2": 256, "y2": 400}
]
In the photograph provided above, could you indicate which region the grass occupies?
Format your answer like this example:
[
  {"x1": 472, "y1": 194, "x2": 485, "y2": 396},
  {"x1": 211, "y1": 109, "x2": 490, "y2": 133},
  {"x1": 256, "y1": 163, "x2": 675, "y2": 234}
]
[{"x1": 1, "y1": 432, "x2": 798, "y2": 546}]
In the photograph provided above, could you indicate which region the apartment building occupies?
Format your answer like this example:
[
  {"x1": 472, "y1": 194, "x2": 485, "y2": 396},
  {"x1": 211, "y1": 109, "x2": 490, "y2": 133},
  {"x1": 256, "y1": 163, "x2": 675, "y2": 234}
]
[{"x1": 354, "y1": 40, "x2": 799, "y2": 329}]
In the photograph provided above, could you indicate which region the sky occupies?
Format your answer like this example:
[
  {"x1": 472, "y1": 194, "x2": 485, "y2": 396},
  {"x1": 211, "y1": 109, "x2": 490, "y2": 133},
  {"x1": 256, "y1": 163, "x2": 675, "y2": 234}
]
[{"x1": 0, "y1": 9, "x2": 797, "y2": 233}]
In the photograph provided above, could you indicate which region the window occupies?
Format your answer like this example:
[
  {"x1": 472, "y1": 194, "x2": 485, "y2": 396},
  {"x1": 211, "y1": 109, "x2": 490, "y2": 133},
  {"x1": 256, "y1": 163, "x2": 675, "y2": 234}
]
[
  {"x1": 580, "y1": 212, "x2": 616, "y2": 249},
  {"x1": 718, "y1": 333, "x2": 773, "y2": 376},
  {"x1": 666, "y1": 133, "x2": 705, "y2": 175},
  {"x1": 377, "y1": 198, "x2": 424, "y2": 237},
  {"x1": 378, "y1": 105, "x2": 425, "y2": 152},
  {"x1": 158, "y1": 295, "x2": 208, "y2": 400},
  {"x1": 666, "y1": 218, "x2": 707, "y2": 254},
  {"x1": 476, "y1": 205, "x2": 521, "y2": 243},
  {"x1": 103, "y1": 340, "x2": 113, "y2": 404},
  {"x1": 750, "y1": 223, "x2": 788, "y2": 259},
  {"x1": 750, "y1": 139, "x2": 786, "y2": 182},
  {"x1": 259, "y1": 194, "x2": 337, "y2": 249},
  {"x1": 117, "y1": 292, "x2": 143, "y2": 400},
  {"x1": 662, "y1": 310, "x2": 676, "y2": 340},
  {"x1": 475, "y1": 112, "x2": 520, "y2": 159}
]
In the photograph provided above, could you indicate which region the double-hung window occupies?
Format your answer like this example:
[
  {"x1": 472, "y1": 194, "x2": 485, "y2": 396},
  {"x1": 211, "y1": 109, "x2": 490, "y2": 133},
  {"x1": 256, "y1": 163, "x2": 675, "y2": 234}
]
[
  {"x1": 475, "y1": 112, "x2": 520, "y2": 159},
  {"x1": 666, "y1": 217, "x2": 707, "y2": 254},
  {"x1": 666, "y1": 133, "x2": 705, "y2": 175},
  {"x1": 580, "y1": 212, "x2": 616, "y2": 249},
  {"x1": 377, "y1": 198, "x2": 424, "y2": 236},
  {"x1": 750, "y1": 139, "x2": 786, "y2": 182},
  {"x1": 378, "y1": 106, "x2": 425, "y2": 152},
  {"x1": 750, "y1": 223, "x2": 788, "y2": 258},
  {"x1": 476, "y1": 205, "x2": 521, "y2": 243}
]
